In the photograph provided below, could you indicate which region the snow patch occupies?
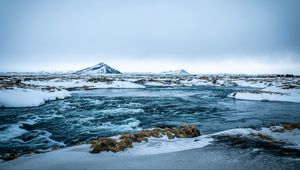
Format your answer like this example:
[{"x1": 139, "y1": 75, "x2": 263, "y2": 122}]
[
  {"x1": 0, "y1": 88, "x2": 71, "y2": 108},
  {"x1": 229, "y1": 86, "x2": 300, "y2": 103},
  {"x1": 126, "y1": 135, "x2": 213, "y2": 155},
  {"x1": 232, "y1": 80, "x2": 269, "y2": 88},
  {"x1": 144, "y1": 81, "x2": 164, "y2": 86},
  {"x1": 25, "y1": 80, "x2": 145, "y2": 89}
]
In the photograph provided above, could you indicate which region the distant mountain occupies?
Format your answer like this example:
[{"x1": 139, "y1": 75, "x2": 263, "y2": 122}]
[
  {"x1": 160, "y1": 69, "x2": 189, "y2": 75},
  {"x1": 75, "y1": 63, "x2": 121, "y2": 74}
]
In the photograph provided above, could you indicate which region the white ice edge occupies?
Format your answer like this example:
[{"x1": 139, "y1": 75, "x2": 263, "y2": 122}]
[
  {"x1": 24, "y1": 77, "x2": 284, "y2": 89},
  {"x1": 228, "y1": 86, "x2": 300, "y2": 103},
  {"x1": 0, "y1": 88, "x2": 71, "y2": 108}
]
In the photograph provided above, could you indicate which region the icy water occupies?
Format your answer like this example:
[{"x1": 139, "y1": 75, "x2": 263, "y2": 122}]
[{"x1": 1, "y1": 86, "x2": 300, "y2": 159}]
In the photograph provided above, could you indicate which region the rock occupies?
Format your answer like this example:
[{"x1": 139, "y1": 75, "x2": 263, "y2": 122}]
[
  {"x1": 15, "y1": 79, "x2": 21, "y2": 85},
  {"x1": 0, "y1": 153, "x2": 17, "y2": 161},
  {"x1": 80, "y1": 85, "x2": 96, "y2": 90}
]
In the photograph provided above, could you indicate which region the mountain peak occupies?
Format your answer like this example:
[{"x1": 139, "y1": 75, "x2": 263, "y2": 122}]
[
  {"x1": 161, "y1": 69, "x2": 189, "y2": 75},
  {"x1": 75, "y1": 63, "x2": 121, "y2": 75},
  {"x1": 95, "y1": 62, "x2": 107, "y2": 66}
]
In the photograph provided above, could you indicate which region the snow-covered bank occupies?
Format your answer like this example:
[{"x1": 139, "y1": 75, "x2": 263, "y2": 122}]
[
  {"x1": 0, "y1": 88, "x2": 71, "y2": 107},
  {"x1": 229, "y1": 86, "x2": 300, "y2": 103},
  {"x1": 0, "y1": 135, "x2": 213, "y2": 169},
  {"x1": 2, "y1": 144, "x2": 299, "y2": 170},
  {"x1": 1, "y1": 124, "x2": 299, "y2": 169}
]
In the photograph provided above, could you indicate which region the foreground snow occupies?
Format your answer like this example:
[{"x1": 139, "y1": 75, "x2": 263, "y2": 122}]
[
  {"x1": 0, "y1": 135, "x2": 213, "y2": 169},
  {"x1": 229, "y1": 86, "x2": 300, "y2": 103},
  {"x1": 1, "y1": 124, "x2": 299, "y2": 169},
  {"x1": 0, "y1": 88, "x2": 71, "y2": 108}
]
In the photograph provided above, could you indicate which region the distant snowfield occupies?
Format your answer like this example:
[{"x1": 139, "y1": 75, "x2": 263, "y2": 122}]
[
  {"x1": 1, "y1": 73, "x2": 300, "y2": 107},
  {"x1": 160, "y1": 69, "x2": 189, "y2": 75},
  {"x1": 232, "y1": 79, "x2": 269, "y2": 88},
  {"x1": 25, "y1": 79, "x2": 145, "y2": 89},
  {"x1": 0, "y1": 88, "x2": 71, "y2": 108},
  {"x1": 0, "y1": 79, "x2": 144, "y2": 107}
]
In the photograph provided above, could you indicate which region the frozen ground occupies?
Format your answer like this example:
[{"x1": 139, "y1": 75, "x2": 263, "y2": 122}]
[
  {"x1": 25, "y1": 79, "x2": 145, "y2": 89},
  {"x1": 1, "y1": 73, "x2": 299, "y2": 107}
]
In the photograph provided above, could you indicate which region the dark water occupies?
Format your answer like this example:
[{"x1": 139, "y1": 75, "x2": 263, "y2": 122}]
[{"x1": 1, "y1": 86, "x2": 300, "y2": 158}]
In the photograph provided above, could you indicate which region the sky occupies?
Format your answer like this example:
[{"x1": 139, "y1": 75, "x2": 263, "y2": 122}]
[{"x1": 0, "y1": 0, "x2": 300, "y2": 74}]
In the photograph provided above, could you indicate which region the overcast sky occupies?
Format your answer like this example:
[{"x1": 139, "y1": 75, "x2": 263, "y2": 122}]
[{"x1": 0, "y1": 0, "x2": 300, "y2": 74}]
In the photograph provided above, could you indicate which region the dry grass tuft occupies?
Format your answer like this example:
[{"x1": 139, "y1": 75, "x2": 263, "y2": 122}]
[
  {"x1": 282, "y1": 123, "x2": 300, "y2": 131},
  {"x1": 90, "y1": 125, "x2": 201, "y2": 153}
]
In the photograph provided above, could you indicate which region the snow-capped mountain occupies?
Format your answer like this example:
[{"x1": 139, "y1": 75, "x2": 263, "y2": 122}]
[
  {"x1": 160, "y1": 69, "x2": 189, "y2": 75},
  {"x1": 75, "y1": 63, "x2": 121, "y2": 74}
]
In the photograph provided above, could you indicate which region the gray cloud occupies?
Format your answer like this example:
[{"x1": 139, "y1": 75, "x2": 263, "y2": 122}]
[{"x1": 0, "y1": 0, "x2": 300, "y2": 73}]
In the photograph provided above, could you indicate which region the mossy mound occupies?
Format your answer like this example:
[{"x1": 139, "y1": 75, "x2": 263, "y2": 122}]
[
  {"x1": 282, "y1": 123, "x2": 300, "y2": 131},
  {"x1": 90, "y1": 125, "x2": 200, "y2": 153}
]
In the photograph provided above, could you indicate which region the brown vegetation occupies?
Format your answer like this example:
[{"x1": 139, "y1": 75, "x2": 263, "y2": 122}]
[
  {"x1": 271, "y1": 123, "x2": 300, "y2": 132},
  {"x1": 252, "y1": 133, "x2": 273, "y2": 140},
  {"x1": 282, "y1": 123, "x2": 300, "y2": 131},
  {"x1": 239, "y1": 90, "x2": 287, "y2": 96},
  {"x1": 90, "y1": 125, "x2": 200, "y2": 153}
]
